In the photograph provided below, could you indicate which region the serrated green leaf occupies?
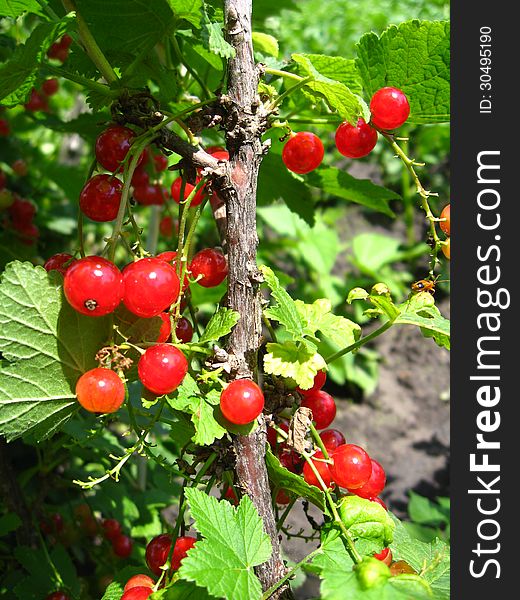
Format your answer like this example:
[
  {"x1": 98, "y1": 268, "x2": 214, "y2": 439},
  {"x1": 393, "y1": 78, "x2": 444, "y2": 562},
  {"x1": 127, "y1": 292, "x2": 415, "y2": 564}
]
[
  {"x1": 305, "y1": 166, "x2": 398, "y2": 217},
  {"x1": 179, "y1": 489, "x2": 271, "y2": 600},
  {"x1": 0, "y1": 0, "x2": 48, "y2": 18},
  {"x1": 294, "y1": 53, "x2": 362, "y2": 95},
  {"x1": 252, "y1": 32, "x2": 279, "y2": 57},
  {"x1": 199, "y1": 307, "x2": 240, "y2": 343},
  {"x1": 0, "y1": 513, "x2": 22, "y2": 536},
  {"x1": 396, "y1": 304, "x2": 450, "y2": 349},
  {"x1": 265, "y1": 447, "x2": 325, "y2": 510},
  {"x1": 0, "y1": 262, "x2": 110, "y2": 442},
  {"x1": 167, "y1": 0, "x2": 203, "y2": 27},
  {"x1": 356, "y1": 20, "x2": 450, "y2": 124},
  {"x1": 264, "y1": 341, "x2": 325, "y2": 390},
  {"x1": 159, "y1": 580, "x2": 215, "y2": 599},
  {"x1": 408, "y1": 492, "x2": 449, "y2": 527}
]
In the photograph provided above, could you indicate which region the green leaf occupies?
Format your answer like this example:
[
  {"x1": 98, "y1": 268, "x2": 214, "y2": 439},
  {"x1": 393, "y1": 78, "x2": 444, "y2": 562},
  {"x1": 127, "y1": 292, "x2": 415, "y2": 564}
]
[
  {"x1": 265, "y1": 447, "x2": 325, "y2": 510},
  {"x1": 338, "y1": 496, "x2": 395, "y2": 555},
  {"x1": 158, "y1": 580, "x2": 215, "y2": 599},
  {"x1": 203, "y1": 19, "x2": 235, "y2": 58},
  {"x1": 408, "y1": 493, "x2": 449, "y2": 527},
  {"x1": 199, "y1": 307, "x2": 240, "y2": 343},
  {"x1": 0, "y1": 262, "x2": 110, "y2": 442},
  {"x1": 166, "y1": 374, "x2": 227, "y2": 446},
  {"x1": 264, "y1": 341, "x2": 326, "y2": 390},
  {"x1": 396, "y1": 303, "x2": 450, "y2": 350},
  {"x1": 0, "y1": 513, "x2": 22, "y2": 537},
  {"x1": 292, "y1": 53, "x2": 366, "y2": 122},
  {"x1": 293, "y1": 53, "x2": 363, "y2": 95},
  {"x1": 305, "y1": 166, "x2": 399, "y2": 217},
  {"x1": 356, "y1": 20, "x2": 450, "y2": 124},
  {"x1": 167, "y1": 0, "x2": 203, "y2": 27},
  {"x1": 178, "y1": 488, "x2": 272, "y2": 600},
  {"x1": 0, "y1": 0, "x2": 48, "y2": 18},
  {"x1": 391, "y1": 517, "x2": 450, "y2": 600},
  {"x1": 252, "y1": 32, "x2": 279, "y2": 57}
]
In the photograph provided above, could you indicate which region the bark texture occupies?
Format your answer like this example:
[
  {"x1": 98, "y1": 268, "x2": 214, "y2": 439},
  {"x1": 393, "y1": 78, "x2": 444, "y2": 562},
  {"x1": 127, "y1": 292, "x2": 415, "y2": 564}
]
[{"x1": 222, "y1": 1, "x2": 292, "y2": 597}]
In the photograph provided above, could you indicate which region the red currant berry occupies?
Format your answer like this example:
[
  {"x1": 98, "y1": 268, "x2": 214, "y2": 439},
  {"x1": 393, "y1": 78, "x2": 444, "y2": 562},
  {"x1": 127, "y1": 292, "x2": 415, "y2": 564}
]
[
  {"x1": 170, "y1": 177, "x2": 206, "y2": 207},
  {"x1": 369, "y1": 87, "x2": 410, "y2": 130},
  {"x1": 11, "y1": 159, "x2": 28, "y2": 177},
  {"x1": 159, "y1": 216, "x2": 176, "y2": 237},
  {"x1": 123, "y1": 258, "x2": 180, "y2": 318},
  {"x1": 124, "y1": 575, "x2": 155, "y2": 592},
  {"x1": 45, "y1": 592, "x2": 70, "y2": 600},
  {"x1": 300, "y1": 390, "x2": 336, "y2": 430},
  {"x1": 224, "y1": 486, "x2": 239, "y2": 505},
  {"x1": 0, "y1": 118, "x2": 10, "y2": 136},
  {"x1": 171, "y1": 536, "x2": 197, "y2": 571},
  {"x1": 8, "y1": 197, "x2": 35, "y2": 225},
  {"x1": 156, "y1": 313, "x2": 172, "y2": 343},
  {"x1": 374, "y1": 547, "x2": 392, "y2": 566},
  {"x1": 189, "y1": 248, "x2": 227, "y2": 288},
  {"x1": 220, "y1": 379, "x2": 264, "y2": 425},
  {"x1": 64, "y1": 256, "x2": 123, "y2": 316},
  {"x1": 42, "y1": 78, "x2": 59, "y2": 96},
  {"x1": 297, "y1": 370, "x2": 327, "y2": 396},
  {"x1": 282, "y1": 132, "x2": 324, "y2": 174},
  {"x1": 60, "y1": 34, "x2": 73, "y2": 49},
  {"x1": 303, "y1": 451, "x2": 332, "y2": 488},
  {"x1": 210, "y1": 149, "x2": 230, "y2": 161},
  {"x1": 133, "y1": 183, "x2": 168, "y2": 206},
  {"x1": 206, "y1": 145, "x2": 225, "y2": 154},
  {"x1": 102, "y1": 518, "x2": 122, "y2": 541},
  {"x1": 370, "y1": 496, "x2": 388, "y2": 511},
  {"x1": 95, "y1": 125, "x2": 144, "y2": 173},
  {"x1": 76, "y1": 367, "x2": 125, "y2": 413},
  {"x1": 17, "y1": 222, "x2": 39, "y2": 245},
  {"x1": 112, "y1": 534, "x2": 133, "y2": 558},
  {"x1": 278, "y1": 443, "x2": 302, "y2": 473},
  {"x1": 275, "y1": 489, "x2": 291, "y2": 505},
  {"x1": 175, "y1": 317, "x2": 193, "y2": 343},
  {"x1": 153, "y1": 153, "x2": 168, "y2": 172},
  {"x1": 319, "y1": 428, "x2": 346, "y2": 452},
  {"x1": 131, "y1": 165, "x2": 150, "y2": 187},
  {"x1": 138, "y1": 344, "x2": 188, "y2": 395},
  {"x1": 329, "y1": 444, "x2": 372, "y2": 489},
  {"x1": 121, "y1": 587, "x2": 153, "y2": 600},
  {"x1": 79, "y1": 174, "x2": 123, "y2": 222},
  {"x1": 350, "y1": 458, "x2": 386, "y2": 498},
  {"x1": 44, "y1": 253, "x2": 76, "y2": 276},
  {"x1": 440, "y1": 204, "x2": 450, "y2": 236},
  {"x1": 146, "y1": 533, "x2": 172, "y2": 575},
  {"x1": 24, "y1": 88, "x2": 49, "y2": 112},
  {"x1": 267, "y1": 420, "x2": 289, "y2": 448},
  {"x1": 442, "y1": 237, "x2": 450, "y2": 260},
  {"x1": 335, "y1": 118, "x2": 378, "y2": 158}
]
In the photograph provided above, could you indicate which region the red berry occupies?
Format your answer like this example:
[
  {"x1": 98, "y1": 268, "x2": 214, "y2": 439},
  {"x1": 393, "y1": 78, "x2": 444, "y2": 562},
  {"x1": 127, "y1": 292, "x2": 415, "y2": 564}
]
[
  {"x1": 146, "y1": 533, "x2": 172, "y2": 575},
  {"x1": 133, "y1": 183, "x2": 168, "y2": 206},
  {"x1": 45, "y1": 592, "x2": 70, "y2": 600},
  {"x1": 124, "y1": 575, "x2": 155, "y2": 592},
  {"x1": 170, "y1": 177, "x2": 206, "y2": 207},
  {"x1": 102, "y1": 518, "x2": 121, "y2": 541},
  {"x1": 11, "y1": 159, "x2": 28, "y2": 177},
  {"x1": 95, "y1": 125, "x2": 144, "y2": 173},
  {"x1": 171, "y1": 535, "x2": 196, "y2": 570},
  {"x1": 319, "y1": 429, "x2": 346, "y2": 452},
  {"x1": 156, "y1": 313, "x2": 172, "y2": 343},
  {"x1": 121, "y1": 587, "x2": 153, "y2": 600},
  {"x1": 79, "y1": 174, "x2": 123, "y2": 222},
  {"x1": 440, "y1": 204, "x2": 450, "y2": 236},
  {"x1": 175, "y1": 317, "x2": 193, "y2": 343},
  {"x1": 369, "y1": 87, "x2": 410, "y2": 130},
  {"x1": 335, "y1": 118, "x2": 378, "y2": 158},
  {"x1": 138, "y1": 344, "x2": 188, "y2": 395},
  {"x1": 60, "y1": 34, "x2": 73, "y2": 49},
  {"x1": 153, "y1": 153, "x2": 169, "y2": 172},
  {"x1": 76, "y1": 368, "x2": 125, "y2": 413},
  {"x1": 159, "y1": 216, "x2": 175, "y2": 237},
  {"x1": 206, "y1": 145, "x2": 225, "y2": 154},
  {"x1": 0, "y1": 118, "x2": 9, "y2": 136},
  {"x1": 370, "y1": 496, "x2": 388, "y2": 510},
  {"x1": 303, "y1": 451, "x2": 332, "y2": 488},
  {"x1": 112, "y1": 533, "x2": 133, "y2": 557},
  {"x1": 42, "y1": 78, "x2": 59, "y2": 96},
  {"x1": 64, "y1": 256, "x2": 123, "y2": 317},
  {"x1": 278, "y1": 443, "x2": 302, "y2": 473},
  {"x1": 189, "y1": 248, "x2": 227, "y2": 288},
  {"x1": 210, "y1": 150, "x2": 230, "y2": 161},
  {"x1": 351, "y1": 459, "x2": 386, "y2": 498},
  {"x1": 44, "y1": 253, "x2": 76, "y2": 275},
  {"x1": 374, "y1": 547, "x2": 392, "y2": 566},
  {"x1": 297, "y1": 370, "x2": 327, "y2": 395},
  {"x1": 300, "y1": 390, "x2": 336, "y2": 430},
  {"x1": 329, "y1": 444, "x2": 372, "y2": 489},
  {"x1": 275, "y1": 490, "x2": 291, "y2": 505},
  {"x1": 123, "y1": 258, "x2": 180, "y2": 318},
  {"x1": 8, "y1": 197, "x2": 35, "y2": 225},
  {"x1": 282, "y1": 132, "x2": 324, "y2": 174},
  {"x1": 220, "y1": 379, "x2": 264, "y2": 425},
  {"x1": 131, "y1": 165, "x2": 150, "y2": 187},
  {"x1": 17, "y1": 222, "x2": 39, "y2": 245},
  {"x1": 267, "y1": 420, "x2": 289, "y2": 448},
  {"x1": 24, "y1": 88, "x2": 49, "y2": 112},
  {"x1": 157, "y1": 251, "x2": 189, "y2": 291},
  {"x1": 224, "y1": 486, "x2": 238, "y2": 505}
]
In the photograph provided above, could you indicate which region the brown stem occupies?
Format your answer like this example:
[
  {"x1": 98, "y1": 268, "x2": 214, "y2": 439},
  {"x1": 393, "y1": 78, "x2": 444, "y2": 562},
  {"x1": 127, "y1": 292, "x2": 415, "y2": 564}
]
[{"x1": 222, "y1": 1, "x2": 291, "y2": 598}]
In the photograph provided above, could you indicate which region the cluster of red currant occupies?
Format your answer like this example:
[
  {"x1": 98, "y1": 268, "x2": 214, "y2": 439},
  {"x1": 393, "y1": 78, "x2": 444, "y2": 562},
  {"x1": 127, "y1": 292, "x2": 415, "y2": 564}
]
[
  {"x1": 0, "y1": 180, "x2": 39, "y2": 245},
  {"x1": 439, "y1": 203, "x2": 450, "y2": 259},
  {"x1": 47, "y1": 34, "x2": 73, "y2": 63},
  {"x1": 24, "y1": 78, "x2": 60, "y2": 113},
  {"x1": 281, "y1": 86, "x2": 410, "y2": 174}
]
